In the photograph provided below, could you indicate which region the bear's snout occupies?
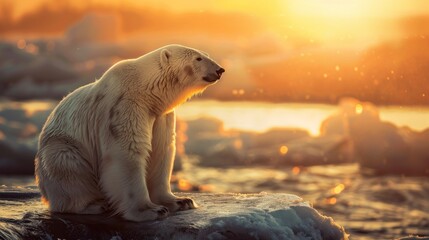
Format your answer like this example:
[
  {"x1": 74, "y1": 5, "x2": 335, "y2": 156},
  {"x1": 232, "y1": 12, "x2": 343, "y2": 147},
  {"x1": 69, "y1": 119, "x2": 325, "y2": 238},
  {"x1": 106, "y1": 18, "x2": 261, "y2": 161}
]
[
  {"x1": 216, "y1": 68, "x2": 225, "y2": 78},
  {"x1": 203, "y1": 67, "x2": 225, "y2": 83}
]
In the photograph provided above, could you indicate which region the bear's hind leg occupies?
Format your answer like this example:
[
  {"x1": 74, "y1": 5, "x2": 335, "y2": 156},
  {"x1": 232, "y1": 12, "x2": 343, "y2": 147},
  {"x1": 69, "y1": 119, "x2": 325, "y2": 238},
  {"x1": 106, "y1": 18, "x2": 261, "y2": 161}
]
[
  {"x1": 79, "y1": 201, "x2": 106, "y2": 215},
  {"x1": 36, "y1": 139, "x2": 104, "y2": 215}
]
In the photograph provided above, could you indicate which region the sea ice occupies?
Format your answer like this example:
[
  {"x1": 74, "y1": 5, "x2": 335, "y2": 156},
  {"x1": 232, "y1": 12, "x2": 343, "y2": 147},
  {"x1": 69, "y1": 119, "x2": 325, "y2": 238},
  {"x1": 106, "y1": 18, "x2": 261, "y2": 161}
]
[{"x1": 0, "y1": 190, "x2": 348, "y2": 240}]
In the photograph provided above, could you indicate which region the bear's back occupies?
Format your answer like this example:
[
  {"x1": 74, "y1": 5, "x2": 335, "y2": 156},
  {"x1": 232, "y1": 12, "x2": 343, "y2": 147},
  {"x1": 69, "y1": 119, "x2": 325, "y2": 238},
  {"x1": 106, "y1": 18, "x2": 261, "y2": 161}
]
[{"x1": 40, "y1": 83, "x2": 101, "y2": 146}]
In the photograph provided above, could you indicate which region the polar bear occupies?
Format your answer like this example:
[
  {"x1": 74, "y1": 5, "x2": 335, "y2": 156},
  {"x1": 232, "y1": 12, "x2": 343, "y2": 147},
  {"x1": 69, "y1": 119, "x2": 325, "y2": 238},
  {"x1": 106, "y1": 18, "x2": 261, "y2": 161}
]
[{"x1": 35, "y1": 44, "x2": 225, "y2": 221}]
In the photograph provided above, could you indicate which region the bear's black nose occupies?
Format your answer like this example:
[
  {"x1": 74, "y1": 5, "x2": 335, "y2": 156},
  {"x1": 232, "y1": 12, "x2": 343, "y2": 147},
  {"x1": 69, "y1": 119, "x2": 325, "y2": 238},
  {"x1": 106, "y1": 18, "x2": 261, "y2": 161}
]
[{"x1": 216, "y1": 68, "x2": 225, "y2": 77}]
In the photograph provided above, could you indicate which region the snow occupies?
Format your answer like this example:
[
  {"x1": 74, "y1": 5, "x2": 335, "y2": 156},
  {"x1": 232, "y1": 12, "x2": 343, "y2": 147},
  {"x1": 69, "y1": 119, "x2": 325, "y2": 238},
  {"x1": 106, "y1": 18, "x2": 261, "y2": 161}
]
[
  {"x1": 0, "y1": 190, "x2": 348, "y2": 240},
  {"x1": 197, "y1": 193, "x2": 348, "y2": 240}
]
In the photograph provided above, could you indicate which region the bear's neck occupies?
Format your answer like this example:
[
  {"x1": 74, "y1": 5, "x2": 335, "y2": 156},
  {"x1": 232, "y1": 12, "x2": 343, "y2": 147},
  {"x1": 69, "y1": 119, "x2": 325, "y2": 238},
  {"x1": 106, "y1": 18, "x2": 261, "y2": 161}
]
[
  {"x1": 147, "y1": 82, "x2": 203, "y2": 115},
  {"x1": 112, "y1": 55, "x2": 205, "y2": 116},
  {"x1": 162, "y1": 86, "x2": 205, "y2": 114},
  {"x1": 131, "y1": 69, "x2": 200, "y2": 116}
]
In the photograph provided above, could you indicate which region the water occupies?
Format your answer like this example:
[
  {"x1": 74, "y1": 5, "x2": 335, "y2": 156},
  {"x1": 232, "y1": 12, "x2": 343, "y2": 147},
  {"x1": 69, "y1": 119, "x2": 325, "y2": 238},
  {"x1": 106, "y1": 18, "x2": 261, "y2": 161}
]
[
  {"x1": 176, "y1": 100, "x2": 429, "y2": 135},
  {"x1": 1, "y1": 163, "x2": 428, "y2": 239},
  {"x1": 1, "y1": 99, "x2": 428, "y2": 239},
  {"x1": 156, "y1": 100, "x2": 429, "y2": 238},
  {"x1": 3, "y1": 99, "x2": 429, "y2": 135},
  {"x1": 173, "y1": 160, "x2": 429, "y2": 239}
]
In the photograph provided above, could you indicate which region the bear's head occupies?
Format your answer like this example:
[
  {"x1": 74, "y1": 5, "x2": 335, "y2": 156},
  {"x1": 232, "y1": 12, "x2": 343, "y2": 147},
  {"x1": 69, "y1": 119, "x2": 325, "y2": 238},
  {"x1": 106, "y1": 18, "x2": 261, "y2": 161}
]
[{"x1": 160, "y1": 44, "x2": 225, "y2": 89}]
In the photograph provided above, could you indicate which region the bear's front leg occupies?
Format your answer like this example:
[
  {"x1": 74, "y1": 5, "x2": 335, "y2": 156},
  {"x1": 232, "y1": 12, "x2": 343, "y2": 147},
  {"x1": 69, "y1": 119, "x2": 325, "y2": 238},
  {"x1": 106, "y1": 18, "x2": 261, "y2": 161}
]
[
  {"x1": 147, "y1": 111, "x2": 197, "y2": 212},
  {"x1": 101, "y1": 114, "x2": 169, "y2": 222}
]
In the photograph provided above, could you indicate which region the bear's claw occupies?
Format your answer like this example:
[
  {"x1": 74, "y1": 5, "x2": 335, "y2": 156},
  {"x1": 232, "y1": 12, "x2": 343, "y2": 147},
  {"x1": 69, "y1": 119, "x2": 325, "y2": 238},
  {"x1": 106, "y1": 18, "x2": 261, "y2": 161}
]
[
  {"x1": 154, "y1": 206, "x2": 169, "y2": 218},
  {"x1": 157, "y1": 206, "x2": 169, "y2": 214},
  {"x1": 176, "y1": 198, "x2": 196, "y2": 211}
]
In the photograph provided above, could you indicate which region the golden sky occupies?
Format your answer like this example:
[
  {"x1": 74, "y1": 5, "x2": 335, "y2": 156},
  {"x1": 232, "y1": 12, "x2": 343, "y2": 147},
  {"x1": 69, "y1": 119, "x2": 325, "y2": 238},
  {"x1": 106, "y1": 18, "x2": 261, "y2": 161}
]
[
  {"x1": 2, "y1": 0, "x2": 428, "y2": 105},
  {"x1": 6, "y1": 0, "x2": 429, "y2": 48}
]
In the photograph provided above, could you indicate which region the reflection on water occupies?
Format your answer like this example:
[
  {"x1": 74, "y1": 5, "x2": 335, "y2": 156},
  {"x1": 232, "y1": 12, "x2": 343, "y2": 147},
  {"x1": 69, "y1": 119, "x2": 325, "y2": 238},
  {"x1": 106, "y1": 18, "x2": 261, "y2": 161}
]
[
  {"x1": 175, "y1": 160, "x2": 429, "y2": 240},
  {"x1": 0, "y1": 100, "x2": 55, "y2": 118},
  {"x1": 2, "y1": 163, "x2": 427, "y2": 239},
  {"x1": 1, "y1": 99, "x2": 428, "y2": 238},
  {"x1": 380, "y1": 105, "x2": 429, "y2": 131},
  {"x1": 9, "y1": 99, "x2": 429, "y2": 135},
  {"x1": 177, "y1": 100, "x2": 429, "y2": 135},
  {"x1": 20, "y1": 101, "x2": 55, "y2": 117},
  {"x1": 177, "y1": 101, "x2": 335, "y2": 135}
]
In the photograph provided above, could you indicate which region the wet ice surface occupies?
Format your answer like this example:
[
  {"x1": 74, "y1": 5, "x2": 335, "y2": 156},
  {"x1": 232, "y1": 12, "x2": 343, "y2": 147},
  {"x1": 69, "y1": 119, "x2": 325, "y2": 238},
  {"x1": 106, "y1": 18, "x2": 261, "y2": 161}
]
[
  {"x1": 0, "y1": 185, "x2": 348, "y2": 240},
  {"x1": 1, "y1": 164, "x2": 428, "y2": 239},
  {"x1": 175, "y1": 162, "x2": 429, "y2": 240}
]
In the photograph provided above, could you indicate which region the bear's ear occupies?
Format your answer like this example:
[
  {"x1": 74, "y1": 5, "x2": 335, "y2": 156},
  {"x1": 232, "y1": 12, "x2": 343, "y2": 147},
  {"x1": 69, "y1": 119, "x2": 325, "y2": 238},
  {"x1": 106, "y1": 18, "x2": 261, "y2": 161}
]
[{"x1": 160, "y1": 49, "x2": 172, "y2": 65}]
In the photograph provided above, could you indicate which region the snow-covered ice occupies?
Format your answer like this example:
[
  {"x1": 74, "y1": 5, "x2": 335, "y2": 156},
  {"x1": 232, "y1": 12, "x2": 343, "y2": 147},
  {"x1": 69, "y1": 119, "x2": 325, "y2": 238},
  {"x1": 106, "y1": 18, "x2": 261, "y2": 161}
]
[
  {"x1": 197, "y1": 193, "x2": 348, "y2": 240},
  {"x1": 0, "y1": 190, "x2": 348, "y2": 240}
]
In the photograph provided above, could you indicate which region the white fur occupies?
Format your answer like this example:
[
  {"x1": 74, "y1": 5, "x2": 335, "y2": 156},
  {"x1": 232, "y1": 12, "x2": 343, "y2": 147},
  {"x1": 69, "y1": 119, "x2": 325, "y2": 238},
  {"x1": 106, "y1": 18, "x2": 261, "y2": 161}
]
[{"x1": 35, "y1": 44, "x2": 224, "y2": 221}]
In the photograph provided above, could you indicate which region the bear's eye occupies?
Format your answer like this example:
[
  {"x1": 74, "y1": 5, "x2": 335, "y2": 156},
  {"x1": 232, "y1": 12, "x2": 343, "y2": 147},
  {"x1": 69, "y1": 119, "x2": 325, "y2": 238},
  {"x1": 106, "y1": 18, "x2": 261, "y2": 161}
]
[{"x1": 196, "y1": 57, "x2": 202, "y2": 61}]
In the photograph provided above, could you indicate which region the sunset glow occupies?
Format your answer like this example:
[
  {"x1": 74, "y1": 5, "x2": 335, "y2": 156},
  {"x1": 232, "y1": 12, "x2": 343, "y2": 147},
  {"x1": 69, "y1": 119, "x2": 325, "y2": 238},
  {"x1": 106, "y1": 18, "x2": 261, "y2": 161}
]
[
  {"x1": 331, "y1": 184, "x2": 345, "y2": 195},
  {"x1": 178, "y1": 179, "x2": 193, "y2": 191},
  {"x1": 326, "y1": 197, "x2": 337, "y2": 205},
  {"x1": 1, "y1": 0, "x2": 428, "y2": 150},
  {"x1": 288, "y1": 1, "x2": 370, "y2": 18},
  {"x1": 177, "y1": 101, "x2": 429, "y2": 136},
  {"x1": 292, "y1": 167, "x2": 300, "y2": 175},
  {"x1": 4, "y1": 0, "x2": 429, "y2": 48},
  {"x1": 21, "y1": 101, "x2": 55, "y2": 117},
  {"x1": 279, "y1": 145, "x2": 289, "y2": 155},
  {"x1": 355, "y1": 104, "x2": 363, "y2": 115},
  {"x1": 0, "y1": 1, "x2": 428, "y2": 238}
]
